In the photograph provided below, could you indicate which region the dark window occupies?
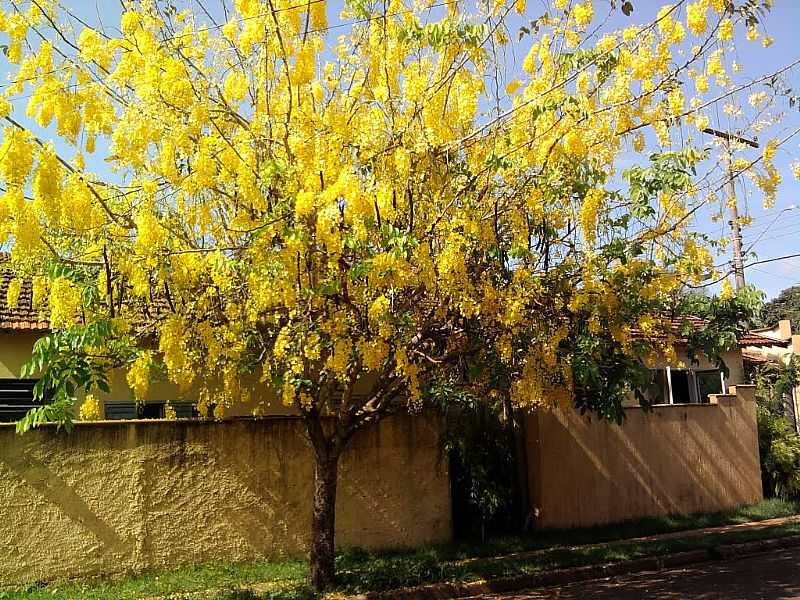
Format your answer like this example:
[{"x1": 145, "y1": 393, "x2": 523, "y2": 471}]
[
  {"x1": 139, "y1": 403, "x2": 164, "y2": 419},
  {"x1": 105, "y1": 401, "x2": 198, "y2": 420},
  {"x1": 637, "y1": 368, "x2": 724, "y2": 406},
  {"x1": 641, "y1": 369, "x2": 668, "y2": 405},
  {"x1": 172, "y1": 402, "x2": 199, "y2": 418},
  {"x1": 696, "y1": 369, "x2": 723, "y2": 402},
  {"x1": 0, "y1": 379, "x2": 43, "y2": 422},
  {"x1": 670, "y1": 370, "x2": 693, "y2": 403}
]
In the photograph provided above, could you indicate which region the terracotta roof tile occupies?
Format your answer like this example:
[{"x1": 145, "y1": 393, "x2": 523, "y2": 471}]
[
  {"x1": 0, "y1": 256, "x2": 49, "y2": 332},
  {"x1": 630, "y1": 315, "x2": 789, "y2": 348},
  {"x1": 741, "y1": 349, "x2": 772, "y2": 364},
  {"x1": 739, "y1": 332, "x2": 790, "y2": 347}
]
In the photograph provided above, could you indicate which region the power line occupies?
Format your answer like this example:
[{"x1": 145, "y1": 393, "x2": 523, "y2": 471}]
[
  {"x1": 743, "y1": 205, "x2": 800, "y2": 254},
  {"x1": 750, "y1": 266, "x2": 799, "y2": 283},
  {"x1": 745, "y1": 252, "x2": 800, "y2": 269}
]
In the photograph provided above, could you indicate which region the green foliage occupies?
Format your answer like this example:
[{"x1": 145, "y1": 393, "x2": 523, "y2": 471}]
[
  {"x1": 16, "y1": 320, "x2": 136, "y2": 432},
  {"x1": 760, "y1": 285, "x2": 800, "y2": 333},
  {"x1": 399, "y1": 20, "x2": 488, "y2": 50},
  {"x1": 14, "y1": 395, "x2": 74, "y2": 434},
  {"x1": 568, "y1": 329, "x2": 650, "y2": 424},
  {"x1": 752, "y1": 357, "x2": 800, "y2": 499},
  {"x1": 428, "y1": 380, "x2": 519, "y2": 540},
  {"x1": 623, "y1": 148, "x2": 706, "y2": 219},
  {"x1": 678, "y1": 284, "x2": 765, "y2": 374}
]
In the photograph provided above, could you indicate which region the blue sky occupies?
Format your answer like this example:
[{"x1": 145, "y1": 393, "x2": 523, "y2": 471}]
[
  {"x1": 601, "y1": 1, "x2": 800, "y2": 300},
  {"x1": 2, "y1": 0, "x2": 800, "y2": 299}
]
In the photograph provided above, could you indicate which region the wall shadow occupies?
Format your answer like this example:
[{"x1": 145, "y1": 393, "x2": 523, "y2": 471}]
[
  {"x1": 0, "y1": 415, "x2": 449, "y2": 585},
  {"x1": 528, "y1": 394, "x2": 762, "y2": 529}
]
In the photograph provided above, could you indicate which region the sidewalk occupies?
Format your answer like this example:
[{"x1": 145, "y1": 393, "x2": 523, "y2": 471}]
[
  {"x1": 454, "y1": 514, "x2": 800, "y2": 569},
  {"x1": 351, "y1": 516, "x2": 800, "y2": 600}
]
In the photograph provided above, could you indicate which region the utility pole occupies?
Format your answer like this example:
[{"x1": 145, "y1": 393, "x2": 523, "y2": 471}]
[{"x1": 702, "y1": 128, "x2": 759, "y2": 290}]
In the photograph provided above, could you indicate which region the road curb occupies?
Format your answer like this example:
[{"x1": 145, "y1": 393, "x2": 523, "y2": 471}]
[{"x1": 351, "y1": 534, "x2": 800, "y2": 600}]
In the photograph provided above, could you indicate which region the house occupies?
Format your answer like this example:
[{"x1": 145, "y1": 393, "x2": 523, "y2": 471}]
[
  {"x1": 0, "y1": 257, "x2": 292, "y2": 421},
  {"x1": 741, "y1": 319, "x2": 800, "y2": 432}
]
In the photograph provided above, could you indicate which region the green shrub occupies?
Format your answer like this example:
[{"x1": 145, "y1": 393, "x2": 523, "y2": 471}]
[
  {"x1": 752, "y1": 357, "x2": 800, "y2": 498},
  {"x1": 429, "y1": 380, "x2": 520, "y2": 540}
]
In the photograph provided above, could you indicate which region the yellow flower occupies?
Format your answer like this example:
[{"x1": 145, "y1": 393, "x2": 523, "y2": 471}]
[
  {"x1": 49, "y1": 277, "x2": 79, "y2": 329},
  {"x1": 119, "y1": 11, "x2": 140, "y2": 36},
  {"x1": 127, "y1": 352, "x2": 153, "y2": 401},
  {"x1": 706, "y1": 50, "x2": 724, "y2": 78},
  {"x1": 505, "y1": 80, "x2": 522, "y2": 95},
  {"x1": 686, "y1": 2, "x2": 707, "y2": 36},
  {"x1": 164, "y1": 403, "x2": 177, "y2": 420},
  {"x1": 368, "y1": 295, "x2": 391, "y2": 323},
  {"x1": 720, "y1": 278, "x2": 734, "y2": 300},
  {"x1": 6, "y1": 278, "x2": 21, "y2": 308},
  {"x1": 223, "y1": 70, "x2": 249, "y2": 103},
  {"x1": 571, "y1": 1, "x2": 594, "y2": 27},
  {"x1": 694, "y1": 74, "x2": 709, "y2": 94},
  {"x1": 718, "y1": 19, "x2": 733, "y2": 41},
  {"x1": 667, "y1": 87, "x2": 684, "y2": 117},
  {"x1": 79, "y1": 394, "x2": 102, "y2": 421},
  {"x1": 580, "y1": 188, "x2": 605, "y2": 245}
]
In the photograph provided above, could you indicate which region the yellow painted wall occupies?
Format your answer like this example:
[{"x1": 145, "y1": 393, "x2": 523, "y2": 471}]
[
  {"x1": 527, "y1": 385, "x2": 762, "y2": 529},
  {"x1": 0, "y1": 332, "x2": 38, "y2": 378},
  {"x1": 0, "y1": 415, "x2": 451, "y2": 585}
]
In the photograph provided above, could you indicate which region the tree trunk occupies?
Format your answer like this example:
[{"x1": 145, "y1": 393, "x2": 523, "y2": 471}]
[
  {"x1": 512, "y1": 408, "x2": 532, "y2": 531},
  {"x1": 310, "y1": 452, "x2": 339, "y2": 591}
]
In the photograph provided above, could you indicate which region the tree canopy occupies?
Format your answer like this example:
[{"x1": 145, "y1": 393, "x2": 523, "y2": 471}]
[
  {"x1": 761, "y1": 286, "x2": 800, "y2": 333},
  {"x1": 0, "y1": 0, "x2": 789, "y2": 588}
]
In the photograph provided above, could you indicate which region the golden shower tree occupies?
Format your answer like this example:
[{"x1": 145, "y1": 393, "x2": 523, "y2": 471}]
[{"x1": 0, "y1": 0, "x2": 783, "y2": 588}]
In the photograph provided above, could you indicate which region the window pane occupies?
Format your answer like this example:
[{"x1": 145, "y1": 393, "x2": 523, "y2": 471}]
[
  {"x1": 670, "y1": 370, "x2": 692, "y2": 404},
  {"x1": 140, "y1": 403, "x2": 165, "y2": 419},
  {"x1": 0, "y1": 379, "x2": 42, "y2": 422},
  {"x1": 105, "y1": 402, "x2": 137, "y2": 420},
  {"x1": 696, "y1": 370, "x2": 722, "y2": 403},
  {"x1": 641, "y1": 369, "x2": 668, "y2": 405}
]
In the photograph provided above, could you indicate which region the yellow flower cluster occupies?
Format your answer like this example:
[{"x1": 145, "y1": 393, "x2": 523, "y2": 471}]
[
  {"x1": 0, "y1": 127, "x2": 34, "y2": 185},
  {"x1": 686, "y1": 1, "x2": 707, "y2": 36},
  {"x1": 48, "y1": 277, "x2": 79, "y2": 330},
  {"x1": 6, "y1": 278, "x2": 20, "y2": 308},
  {"x1": 754, "y1": 139, "x2": 781, "y2": 209},
  {"x1": 571, "y1": 2, "x2": 594, "y2": 27},
  {"x1": 159, "y1": 318, "x2": 195, "y2": 391},
  {"x1": 580, "y1": 188, "x2": 605, "y2": 245},
  {"x1": 79, "y1": 394, "x2": 102, "y2": 421},
  {"x1": 127, "y1": 352, "x2": 153, "y2": 402}
]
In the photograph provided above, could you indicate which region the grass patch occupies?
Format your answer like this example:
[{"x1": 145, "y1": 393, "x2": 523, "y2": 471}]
[
  {"x1": 2, "y1": 498, "x2": 799, "y2": 600},
  {"x1": 0, "y1": 561, "x2": 310, "y2": 600}
]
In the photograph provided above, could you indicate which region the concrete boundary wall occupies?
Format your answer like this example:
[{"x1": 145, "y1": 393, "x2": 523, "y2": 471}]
[
  {"x1": 526, "y1": 385, "x2": 763, "y2": 529},
  {"x1": 0, "y1": 415, "x2": 451, "y2": 585}
]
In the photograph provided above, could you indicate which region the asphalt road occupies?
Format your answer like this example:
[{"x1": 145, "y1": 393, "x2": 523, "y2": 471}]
[{"x1": 471, "y1": 546, "x2": 800, "y2": 599}]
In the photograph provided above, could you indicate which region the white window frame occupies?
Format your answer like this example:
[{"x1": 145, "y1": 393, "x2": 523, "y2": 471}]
[{"x1": 652, "y1": 367, "x2": 723, "y2": 406}]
